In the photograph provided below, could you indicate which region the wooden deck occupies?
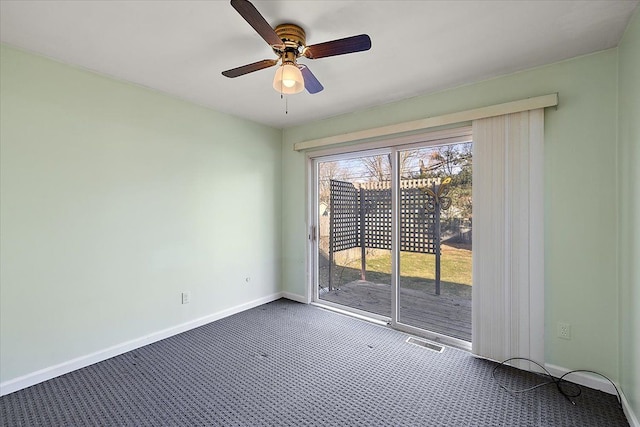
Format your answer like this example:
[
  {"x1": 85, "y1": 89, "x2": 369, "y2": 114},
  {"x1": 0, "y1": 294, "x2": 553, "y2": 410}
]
[{"x1": 320, "y1": 280, "x2": 471, "y2": 342}]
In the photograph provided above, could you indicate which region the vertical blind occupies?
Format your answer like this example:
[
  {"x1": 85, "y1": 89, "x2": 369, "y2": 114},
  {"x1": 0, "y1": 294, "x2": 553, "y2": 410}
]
[{"x1": 472, "y1": 109, "x2": 545, "y2": 366}]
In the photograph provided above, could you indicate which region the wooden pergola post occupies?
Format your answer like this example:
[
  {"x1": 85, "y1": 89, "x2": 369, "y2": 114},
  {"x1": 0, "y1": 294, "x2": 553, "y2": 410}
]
[
  {"x1": 434, "y1": 202, "x2": 442, "y2": 296},
  {"x1": 426, "y1": 177, "x2": 452, "y2": 296},
  {"x1": 328, "y1": 193, "x2": 335, "y2": 291},
  {"x1": 359, "y1": 187, "x2": 366, "y2": 281}
]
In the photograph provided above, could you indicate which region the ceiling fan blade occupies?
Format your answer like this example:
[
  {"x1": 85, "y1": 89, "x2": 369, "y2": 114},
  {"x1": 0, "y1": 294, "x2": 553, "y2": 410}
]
[
  {"x1": 298, "y1": 64, "x2": 324, "y2": 94},
  {"x1": 222, "y1": 59, "x2": 278, "y2": 78},
  {"x1": 230, "y1": 0, "x2": 284, "y2": 48},
  {"x1": 303, "y1": 34, "x2": 371, "y2": 60}
]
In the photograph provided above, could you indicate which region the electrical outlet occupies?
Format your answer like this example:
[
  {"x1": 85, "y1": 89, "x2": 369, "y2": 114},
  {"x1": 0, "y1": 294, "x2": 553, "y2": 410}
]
[
  {"x1": 181, "y1": 292, "x2": 191, "y2": 305},
  {"x1": 557, "y1": 322, "x2": 571, "y2": 340}
]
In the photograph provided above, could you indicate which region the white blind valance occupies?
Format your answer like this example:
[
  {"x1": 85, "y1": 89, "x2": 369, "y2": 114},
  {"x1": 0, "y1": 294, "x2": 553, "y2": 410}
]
[{"x1": 294, "y1": 94, "x2": 557, "y2": 151}]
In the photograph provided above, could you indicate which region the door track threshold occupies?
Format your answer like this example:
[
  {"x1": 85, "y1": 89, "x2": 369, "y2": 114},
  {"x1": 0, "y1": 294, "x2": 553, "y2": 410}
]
[{"x1": 311, "y1": 302, "x2": 389, "y2": 327}]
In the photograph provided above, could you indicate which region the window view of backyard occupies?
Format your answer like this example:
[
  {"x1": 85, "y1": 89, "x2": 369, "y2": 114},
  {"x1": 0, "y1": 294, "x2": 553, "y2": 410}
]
[{"x1": 317, "y1": 142, "x2": 472, "y2": 342}]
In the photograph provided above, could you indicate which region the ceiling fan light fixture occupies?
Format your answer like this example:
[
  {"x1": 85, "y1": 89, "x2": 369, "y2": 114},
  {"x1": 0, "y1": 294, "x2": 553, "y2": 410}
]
[
  {"x1": 224, "y1": 1, "x2": 371, "y2": 95},
  {"x1": 273, "y1": 62, "x2": 304, "y2": 94}
]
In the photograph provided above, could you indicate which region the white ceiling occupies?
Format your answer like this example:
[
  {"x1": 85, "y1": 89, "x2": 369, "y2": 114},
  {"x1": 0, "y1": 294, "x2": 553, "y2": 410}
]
[{"x1": 1, "y1": 0, "x2": 637, "y2": 128}]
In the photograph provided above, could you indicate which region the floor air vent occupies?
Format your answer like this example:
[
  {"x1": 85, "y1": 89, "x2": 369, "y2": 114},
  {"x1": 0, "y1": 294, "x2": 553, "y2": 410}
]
[{"x1": 406, "y1": 337, "x2": 444, "y2": 353}]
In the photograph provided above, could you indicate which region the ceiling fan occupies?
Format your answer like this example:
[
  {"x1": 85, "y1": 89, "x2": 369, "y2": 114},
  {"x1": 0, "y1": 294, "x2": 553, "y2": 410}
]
[{"x1": 222, "y1": 0, "x2": 372, "y2": 95}]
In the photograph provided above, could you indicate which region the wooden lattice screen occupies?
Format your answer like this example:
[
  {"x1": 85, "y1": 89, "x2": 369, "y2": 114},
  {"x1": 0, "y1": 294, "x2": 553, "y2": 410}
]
[
  {"x1": 329, "y1": 179, "x2": 437, "y2": 254},
  {"x1": 360, "y1": 188, "x2": 391, "y2": 250},
  {"x1": 329, "y1": 179, "x2": 360, "y2": 253},
  {"x1": 399, "y1": 188, "x2": 437, "y2": 254}
]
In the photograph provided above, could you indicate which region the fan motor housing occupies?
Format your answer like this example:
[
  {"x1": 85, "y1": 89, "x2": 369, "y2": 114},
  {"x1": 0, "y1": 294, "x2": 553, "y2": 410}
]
[{"x1": 274, "y1": 23, "x2": 306, "y2": 54}]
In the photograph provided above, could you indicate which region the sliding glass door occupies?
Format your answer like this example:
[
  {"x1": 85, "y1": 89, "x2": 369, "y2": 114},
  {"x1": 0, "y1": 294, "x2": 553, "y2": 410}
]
[
  {"x1": 310, "y1": 132, "x2": 472, "y2": 346},
  {"x1": 315, "y1": 152, "x2": 392, "y2": 319},
  {"x1": 396, "y1": 144, "x2": 472, "y2": 342}
]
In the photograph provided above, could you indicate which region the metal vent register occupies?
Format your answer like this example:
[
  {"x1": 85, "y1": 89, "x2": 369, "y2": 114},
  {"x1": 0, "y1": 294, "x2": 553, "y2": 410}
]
[{"x1": 406, "y1": 337, "x2": 444, "y2": 353}]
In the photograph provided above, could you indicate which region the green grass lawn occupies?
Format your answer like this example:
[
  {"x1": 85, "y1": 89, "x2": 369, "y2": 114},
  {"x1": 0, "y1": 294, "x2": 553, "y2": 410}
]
[
  {"x1": 332, "y1": 243, "x2": 472, "y2": 297},
  {"x1": 366, "y1": 245, "x2": 472, "y2": 286}
]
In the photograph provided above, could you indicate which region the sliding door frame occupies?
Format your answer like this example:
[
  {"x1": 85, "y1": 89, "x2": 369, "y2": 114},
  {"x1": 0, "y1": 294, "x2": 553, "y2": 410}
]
[
  {"x1": 306, "y1": 126, "x2": 473, "y2": 350},
  {"x1": 388, "y1": 142, "x2": 472, "y2": 351},
  {"x1": 308, "y1": 147, "x2": 394, "y2": 325}
]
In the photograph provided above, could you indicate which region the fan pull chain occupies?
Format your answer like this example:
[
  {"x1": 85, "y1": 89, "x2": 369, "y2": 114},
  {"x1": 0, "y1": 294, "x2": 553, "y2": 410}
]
[
  {"x1": 279, "y1": 92, "x2": 288, "y2": 115},
  {"x1": 278, "y1": 77, "x2": 288, "y2": 114}
]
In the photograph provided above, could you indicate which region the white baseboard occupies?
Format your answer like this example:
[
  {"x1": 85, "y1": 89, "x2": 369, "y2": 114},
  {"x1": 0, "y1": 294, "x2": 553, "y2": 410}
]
[
  {"x1": 544, "y1": 363, "x2": 618, "y2": 395},
  {"x1": 281, "y1": 291, "x2": 309, "y2": 304},
  {"x1": 0, "y1": 292, "x2": 283, "y2": 397},
  {"x1": 620, "y1": 390, "x2": 640, "y2": 427},
  {"x1": 545, "y1": 363, "x2": 638, "y2": 427}
]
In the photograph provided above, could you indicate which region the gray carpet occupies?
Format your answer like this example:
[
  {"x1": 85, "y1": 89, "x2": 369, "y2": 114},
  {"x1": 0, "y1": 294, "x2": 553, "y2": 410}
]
[{"x1": 0, "y1": 299, "x2": 629, "y2": 426}]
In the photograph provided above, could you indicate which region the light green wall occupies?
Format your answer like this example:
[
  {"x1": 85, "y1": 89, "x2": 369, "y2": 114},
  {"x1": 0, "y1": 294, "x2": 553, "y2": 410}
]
[
  {"x1": 0, "y1": 45, "x2": 282, "y2": 383},
  {"x1": 283, "y1": 50, "x2": 621, "y2": 378},
  {"x1": 618, "y1": 8, "x2": 640, "y2": 418}
]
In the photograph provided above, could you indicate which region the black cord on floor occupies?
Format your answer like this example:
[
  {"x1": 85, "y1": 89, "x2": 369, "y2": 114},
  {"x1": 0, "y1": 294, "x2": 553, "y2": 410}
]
[{"x1": 492, "y1": 357, "x2": 623, "y2": 409}]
